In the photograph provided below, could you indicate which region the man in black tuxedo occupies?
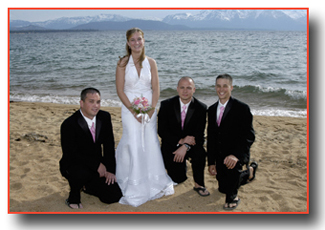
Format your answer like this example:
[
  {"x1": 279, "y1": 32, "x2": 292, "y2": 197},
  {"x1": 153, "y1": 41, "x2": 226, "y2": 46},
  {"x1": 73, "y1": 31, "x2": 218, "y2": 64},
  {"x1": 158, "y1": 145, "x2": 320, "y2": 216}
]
[
  {"x1": 207, "y1": 74, "x2": 257, "y2": 210},
  {"x1": 158, "y1": 77, "x2": 210, "y2": 196},
  {"x1": 60, "y1": 87, "x2": 122, "y2": 209}
]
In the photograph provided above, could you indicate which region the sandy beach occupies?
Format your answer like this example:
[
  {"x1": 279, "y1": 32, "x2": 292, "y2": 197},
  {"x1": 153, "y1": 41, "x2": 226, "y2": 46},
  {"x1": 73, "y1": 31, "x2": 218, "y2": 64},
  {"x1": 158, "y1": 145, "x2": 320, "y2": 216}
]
[{"x1": 8, "y1": 101, "x2": 308, "y2": 213}]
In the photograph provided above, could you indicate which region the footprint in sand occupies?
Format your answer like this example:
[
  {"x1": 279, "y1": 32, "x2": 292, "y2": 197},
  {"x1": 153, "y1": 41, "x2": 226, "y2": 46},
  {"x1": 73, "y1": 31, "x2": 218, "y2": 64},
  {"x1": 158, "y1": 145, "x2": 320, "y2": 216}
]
[{"x1": 11, "y1": 182, "x2": 23, "y2": 190}]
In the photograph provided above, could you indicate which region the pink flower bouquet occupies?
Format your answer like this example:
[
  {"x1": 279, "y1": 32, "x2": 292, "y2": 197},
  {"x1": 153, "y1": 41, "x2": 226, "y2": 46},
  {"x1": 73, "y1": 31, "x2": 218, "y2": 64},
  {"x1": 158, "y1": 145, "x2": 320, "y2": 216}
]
[{"x1": 130, "y1": 96, "x2": 153, "y2": 114}]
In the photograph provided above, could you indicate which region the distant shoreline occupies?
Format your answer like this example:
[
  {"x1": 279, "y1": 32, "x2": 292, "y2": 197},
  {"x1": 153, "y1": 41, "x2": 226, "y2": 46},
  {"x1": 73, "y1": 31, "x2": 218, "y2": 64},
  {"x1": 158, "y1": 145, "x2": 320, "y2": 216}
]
[{"x1": 9, "y1": 28, "x2": 307, "y2": 33}]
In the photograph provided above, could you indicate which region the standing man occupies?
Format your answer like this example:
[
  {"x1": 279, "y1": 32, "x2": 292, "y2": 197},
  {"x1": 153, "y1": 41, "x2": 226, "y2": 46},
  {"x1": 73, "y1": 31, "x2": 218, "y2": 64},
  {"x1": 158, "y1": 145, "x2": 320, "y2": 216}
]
[
  {"x1": 60, "y1": 87, "x2": 122, "y2": 209},
  {"x1": 158, "y1": 77, "x2": 210, "y2": 196},
  {"x1": 207, "y1": 74, "x2": 257, "y2": 210}
]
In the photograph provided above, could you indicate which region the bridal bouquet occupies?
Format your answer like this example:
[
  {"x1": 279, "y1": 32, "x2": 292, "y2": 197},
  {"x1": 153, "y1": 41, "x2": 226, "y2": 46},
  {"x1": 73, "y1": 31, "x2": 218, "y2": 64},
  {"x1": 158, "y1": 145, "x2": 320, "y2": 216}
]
[{"x1": 130, "y1": 96, "x2": 153, "y2": 115}]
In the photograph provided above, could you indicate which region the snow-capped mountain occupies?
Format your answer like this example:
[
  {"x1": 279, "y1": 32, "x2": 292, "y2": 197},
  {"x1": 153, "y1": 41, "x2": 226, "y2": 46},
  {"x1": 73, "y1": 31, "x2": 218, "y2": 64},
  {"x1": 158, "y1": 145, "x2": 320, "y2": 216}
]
[
  {"x1": 163, "y1": 10, "x2": 306, "y2": 21},
  {"x1": 282, "y1": 10, "x2": 307, "y2": 19},
  {"x1": 34, "y1": 14, "x2": 132, "y2": 29},
  {"x1": 11, "y1": 14, "x2": 132, "y2": 30},
  {"x1": 10, "y1": 10, "x2": 307, "y2": 31},
  {"x1": 162, "y1": 10, "x2": 307, "y2": 30}
]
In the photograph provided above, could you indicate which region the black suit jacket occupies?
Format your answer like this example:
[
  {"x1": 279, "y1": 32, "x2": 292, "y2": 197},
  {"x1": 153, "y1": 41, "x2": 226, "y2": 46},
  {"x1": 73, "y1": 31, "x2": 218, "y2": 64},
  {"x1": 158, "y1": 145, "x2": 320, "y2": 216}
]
[
  {"x1": 158, "y1": 96, "x2": 207, "y2": 154},
  {"x1": 59, "y1": 110, "x2": 116, "y2": 178},
  {"x1": 207, "y1": 97, "x2": 255, "y2": 166}
]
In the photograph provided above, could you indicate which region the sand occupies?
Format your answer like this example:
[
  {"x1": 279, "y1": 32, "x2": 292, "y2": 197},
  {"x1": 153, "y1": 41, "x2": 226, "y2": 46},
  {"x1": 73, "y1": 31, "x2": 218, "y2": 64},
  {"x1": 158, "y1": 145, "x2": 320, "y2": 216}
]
[{"x1": 8, "y1": 101, "x2": 308, "y2": 213}]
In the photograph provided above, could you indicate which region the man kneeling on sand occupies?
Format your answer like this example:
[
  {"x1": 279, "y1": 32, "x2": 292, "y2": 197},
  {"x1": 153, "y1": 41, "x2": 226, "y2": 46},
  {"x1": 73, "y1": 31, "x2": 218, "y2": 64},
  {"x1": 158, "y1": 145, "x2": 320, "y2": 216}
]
[
  {"x1": 59, "y1": 87, "x2": 122, "y2": 209},
  {"x1": 207, "y1": 74, "x2": 258, "y2": 210}
]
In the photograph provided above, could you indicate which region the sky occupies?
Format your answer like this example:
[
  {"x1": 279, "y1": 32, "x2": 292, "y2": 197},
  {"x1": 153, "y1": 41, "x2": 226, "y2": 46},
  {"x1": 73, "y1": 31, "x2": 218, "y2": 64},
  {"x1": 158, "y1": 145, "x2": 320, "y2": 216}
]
[{"x1": 9, "y1": 9, "x2": 201, "y2": 22}]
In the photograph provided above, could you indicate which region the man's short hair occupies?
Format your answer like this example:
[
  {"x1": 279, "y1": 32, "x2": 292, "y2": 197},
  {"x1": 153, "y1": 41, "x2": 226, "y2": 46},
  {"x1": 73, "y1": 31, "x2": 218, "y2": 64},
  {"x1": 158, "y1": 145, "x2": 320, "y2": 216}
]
[
  {"x1": 80, "y1": 87, "x2": 101, "y2": 101},
  {"x1": 216, "y1": 74, "x2": 233, "y2": 85},
  {"x1": 177, "y1": 76, "x2": 195, "y2": 86}
]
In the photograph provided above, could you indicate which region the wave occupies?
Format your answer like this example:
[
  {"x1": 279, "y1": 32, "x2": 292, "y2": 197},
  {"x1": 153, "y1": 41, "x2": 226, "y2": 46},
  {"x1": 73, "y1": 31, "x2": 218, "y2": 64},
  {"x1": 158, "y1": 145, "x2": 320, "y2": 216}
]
[
  {"x1": 9, "y1": 93, "x2": 122, "y2": 107},
  {"x1": 251, "y1": 108, "x2": 307, "y2": 118},
  {"x1": 161, "y1": 85, "x2": 307, "y2": 101},
  {"x1": 234, "y1": 85, "x2": 307, "y2": 101},
  {"x1": 9, "y1": 92, "x2": 307, "y2": 117}
]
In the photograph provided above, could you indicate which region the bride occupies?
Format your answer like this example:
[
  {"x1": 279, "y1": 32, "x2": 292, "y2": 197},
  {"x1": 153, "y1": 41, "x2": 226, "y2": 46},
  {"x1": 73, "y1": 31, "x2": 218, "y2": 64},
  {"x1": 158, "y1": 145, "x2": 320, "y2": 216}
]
[{"x1": 115, "y1": 28, "x2": 174, "y2": 207}]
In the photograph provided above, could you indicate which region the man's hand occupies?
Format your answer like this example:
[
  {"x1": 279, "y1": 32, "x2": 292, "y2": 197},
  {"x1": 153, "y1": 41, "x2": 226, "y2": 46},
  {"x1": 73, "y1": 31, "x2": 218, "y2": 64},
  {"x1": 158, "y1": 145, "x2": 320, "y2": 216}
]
[
  {"x1": 105, "y1": 172, "x2": 117, "y2": 185},
  {"x1": 179, "y1": 136, "x2": 196, "y2": 146},
  {"x1": 208, "y1": 165, "x2": 217, "y2": 175},
  {"x1": 97, "y1": 163, "x2": 107, "y2": 177},
  {"x1": 173, "y1": 145, "x2": 187, "y2": 163},
  {"x1": 224, "y1": 155, "x2": 239, "y2": 169}
]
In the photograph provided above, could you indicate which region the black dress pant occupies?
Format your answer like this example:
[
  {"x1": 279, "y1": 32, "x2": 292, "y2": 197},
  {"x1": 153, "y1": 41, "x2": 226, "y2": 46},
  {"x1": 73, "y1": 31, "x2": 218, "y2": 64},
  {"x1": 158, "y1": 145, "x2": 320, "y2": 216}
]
[
  {"x1": 163, "y1": 146, "x2": 206, "y2": 187},
  {"x1": 65, "y1": 166, "x2": 122, "y2": 204},
  {"x1": 216, "y1": 161, "x2": 250, "y2": 203}
]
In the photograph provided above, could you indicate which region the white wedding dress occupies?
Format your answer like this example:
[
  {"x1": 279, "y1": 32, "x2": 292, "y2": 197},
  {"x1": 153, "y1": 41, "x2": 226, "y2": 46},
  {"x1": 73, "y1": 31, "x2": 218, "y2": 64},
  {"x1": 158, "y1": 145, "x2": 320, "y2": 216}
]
[{"x1": 116, "y1": 55, "x2": 174, "y2": 207}]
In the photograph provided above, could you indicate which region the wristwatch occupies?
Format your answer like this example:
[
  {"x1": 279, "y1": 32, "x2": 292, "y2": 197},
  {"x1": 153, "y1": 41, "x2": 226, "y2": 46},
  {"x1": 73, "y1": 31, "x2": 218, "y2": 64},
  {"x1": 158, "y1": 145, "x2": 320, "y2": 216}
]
[{"x1": 184, "y1": 143, "x2": 191, "y2": 151}]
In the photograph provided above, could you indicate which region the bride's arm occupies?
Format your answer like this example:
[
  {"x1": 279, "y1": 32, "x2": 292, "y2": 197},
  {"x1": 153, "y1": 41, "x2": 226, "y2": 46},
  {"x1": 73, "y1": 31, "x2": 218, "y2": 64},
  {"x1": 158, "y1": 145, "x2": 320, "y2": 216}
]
[{"x1": 148, "y1": 57, "x2": 160, "y2": 117}]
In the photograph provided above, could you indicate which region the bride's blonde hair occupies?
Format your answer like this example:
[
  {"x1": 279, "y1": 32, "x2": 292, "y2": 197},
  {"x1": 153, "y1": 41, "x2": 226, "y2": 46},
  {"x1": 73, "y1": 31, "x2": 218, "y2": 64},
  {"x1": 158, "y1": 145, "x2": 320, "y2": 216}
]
[{"x1": 119, "y1": 27, "x2": 145, "y2": 68}]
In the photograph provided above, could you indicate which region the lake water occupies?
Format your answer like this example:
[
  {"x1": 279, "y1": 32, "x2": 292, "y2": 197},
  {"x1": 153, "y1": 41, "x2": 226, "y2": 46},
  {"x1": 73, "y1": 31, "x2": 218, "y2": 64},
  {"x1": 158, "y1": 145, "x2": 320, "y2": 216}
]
[{"x1": 9, "y1": 30, "x2": 307, "y2": 117}]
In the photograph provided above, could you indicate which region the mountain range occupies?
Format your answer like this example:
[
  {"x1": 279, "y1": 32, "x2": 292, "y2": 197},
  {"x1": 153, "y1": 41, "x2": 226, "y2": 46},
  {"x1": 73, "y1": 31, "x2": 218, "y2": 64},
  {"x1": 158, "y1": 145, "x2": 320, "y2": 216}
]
[
  {"x1": 163, "y1": 10, "x2": 307, "y2": 30},
  {"x1": 10, "y1": 10, "x2": 307, "y2": 32}
]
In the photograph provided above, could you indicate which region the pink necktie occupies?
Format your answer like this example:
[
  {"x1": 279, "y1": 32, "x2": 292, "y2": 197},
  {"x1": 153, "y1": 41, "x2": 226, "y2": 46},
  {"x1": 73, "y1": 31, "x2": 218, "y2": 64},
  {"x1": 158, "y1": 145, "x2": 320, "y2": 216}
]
[
  {"x1": 90, "y1": 122, "x2": 96, "y2": 142},
  {"x1": 181, "y1": 105, "x2": 186, "y2": 129},
  {"x1": 217, "y1": 106, "x2": 225, "y2": 126}
]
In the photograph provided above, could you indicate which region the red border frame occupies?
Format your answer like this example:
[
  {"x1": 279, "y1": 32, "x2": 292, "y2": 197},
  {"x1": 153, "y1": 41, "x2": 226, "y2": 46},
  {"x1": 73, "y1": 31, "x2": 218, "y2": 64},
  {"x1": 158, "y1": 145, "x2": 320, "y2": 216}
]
[{"x1": 7, "y1": 7, "x2": 309, "y2": 215}]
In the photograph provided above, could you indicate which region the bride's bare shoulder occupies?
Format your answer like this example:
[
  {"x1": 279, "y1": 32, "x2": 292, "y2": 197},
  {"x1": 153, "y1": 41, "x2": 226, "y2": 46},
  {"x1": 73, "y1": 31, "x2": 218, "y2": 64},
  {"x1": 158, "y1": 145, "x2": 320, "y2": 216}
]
[{"x1": 117, "y1": 55, "x2": 129, "y2": 67}]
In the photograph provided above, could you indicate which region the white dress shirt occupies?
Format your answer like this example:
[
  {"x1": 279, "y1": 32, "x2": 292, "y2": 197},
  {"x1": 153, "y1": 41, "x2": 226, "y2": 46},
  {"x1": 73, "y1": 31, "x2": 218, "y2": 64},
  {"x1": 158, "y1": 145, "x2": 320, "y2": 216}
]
[
  {"x1": 179, "y1": 98, "x2": 191, "y2": 114},
  {"x1": 217, "y1": 100, "x2": 229, "y2": 121},
  {"x1": 80, "y1": 109, "x2": 96, "y2": 130}
]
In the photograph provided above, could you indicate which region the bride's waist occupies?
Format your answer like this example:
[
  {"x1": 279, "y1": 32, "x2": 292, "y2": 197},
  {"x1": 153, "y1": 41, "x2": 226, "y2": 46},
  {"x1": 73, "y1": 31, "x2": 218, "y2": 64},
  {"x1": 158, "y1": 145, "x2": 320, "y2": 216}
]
[{"x1": 124, "y1": 89, "x2": 152, "y2": 96}]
